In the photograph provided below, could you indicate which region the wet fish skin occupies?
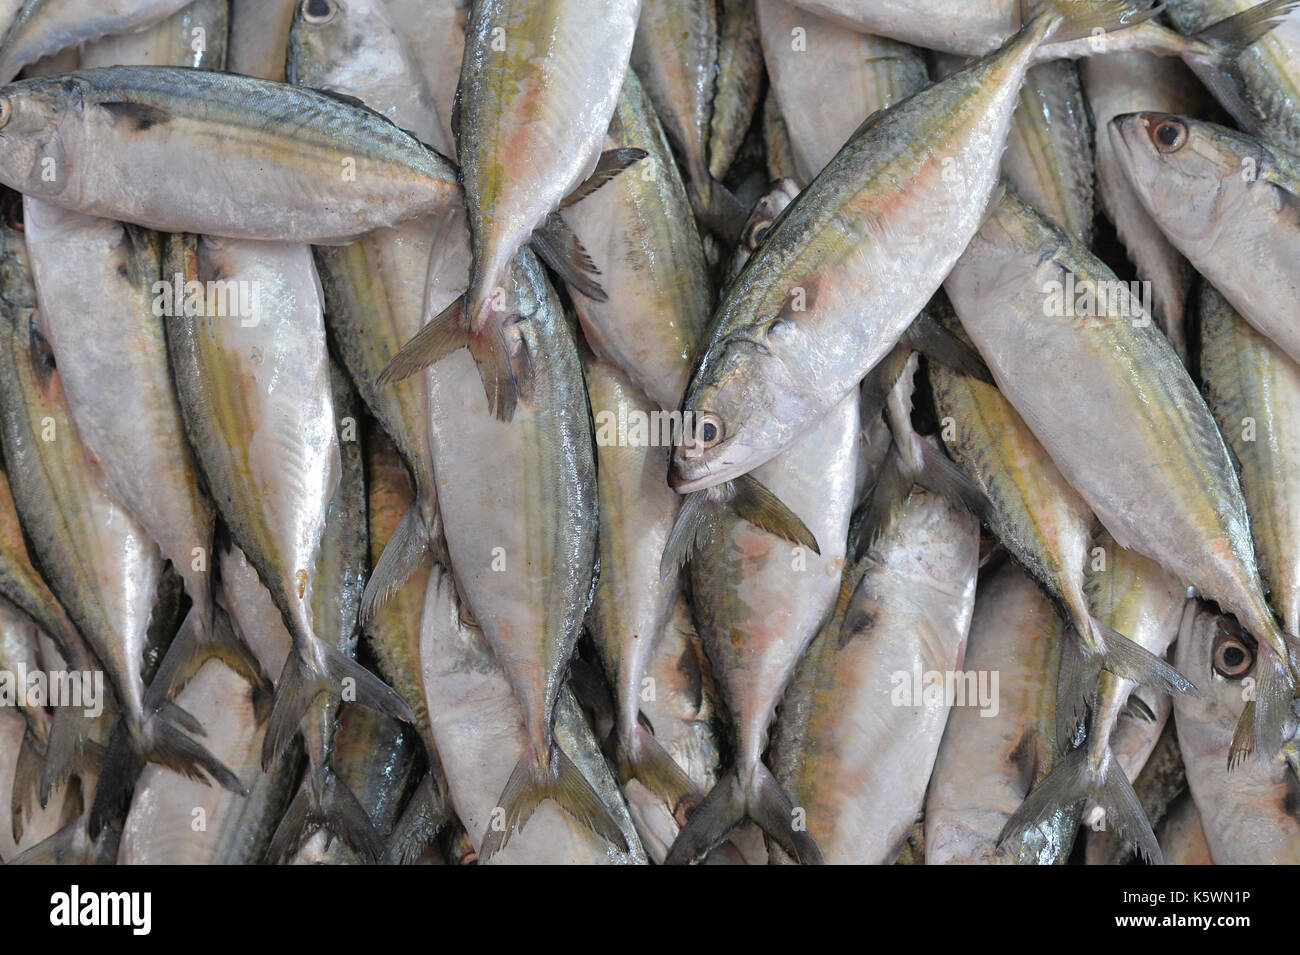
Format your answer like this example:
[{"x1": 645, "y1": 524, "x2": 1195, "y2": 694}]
[
  {"x1": 1080, "y1": 53, "x2": 1202, "y2": 359},
  {"x1": 228, "y1": 0, "x2": 297, "y2": 81},
  {"x1": 1174, "y1": 605, "x2": 1300, "y2": 863},
  {"x1": 1110, "y1": 111, "x2": 1300, "y2": 368},
  {"x1": 925, "y1": 559, "x2": 1077, "y2": 865},
  {"x1": 563, "y1": 68, "x2": 711, "y2": 413},
  {"x1": 380, "y1": 0, "x2": 467, "y2": 152},
  {"x1": 0, "y1": 0, "x2": 195, "y2": 82},
  {"x1": 709, "y1": 0, "x2": 763, "y2": 184},
  {"x1": 0, "y1": 66, "x2": 459, "y2": 243},
  {"x1": 670, "y1": 13, "x2": 1058, "y2": 493},
  {"x1": 79, "y1": 0, "x2": 229, "y2": 70}
]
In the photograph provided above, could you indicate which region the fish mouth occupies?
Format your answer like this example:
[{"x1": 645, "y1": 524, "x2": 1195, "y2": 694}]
[
  {"x1": 669, "y1": 443, "x2": 761, "y2": 493},
  {"x1": 1107, "y1": 114, "x2": 1145, "y2": 168}
]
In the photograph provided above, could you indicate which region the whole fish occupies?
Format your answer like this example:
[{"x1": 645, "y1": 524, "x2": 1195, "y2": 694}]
[
  {"x1": 563, "y1": 69, "x2": 711, "y2": 413},
  {"x1": 771, "y1": 486, "x2": 979, "y2": 864},
  {"x1": 79, "y1": 0, "x2": 228, "y2": 70},
  {"x1": 0, "y1": 219, "x2": 242, "y2": 824},
  {"x1": 424, "y1": 250, "x2": 622, "y2": 857},
  {"x1": 446, "y1": 0, "x2": 640, "y2": 419},
  {"x1": 0, "y1": 66, "x2": 460, "y2": 243},
  {"x1": 1110, "y1": 112, "x2": 1300, "y2": 368},
  {"x1": 670, "y1": 390, "x2": 858, "y2": 864},
  {"x1": 1080, "y1": 53, "x2": 1203, "y2": 358},
  {"x1": 584, "y1": 355, "x2": 696, "y2": 814},
  {"x1": 418, "y1": 564, "x2": 646, "y2": 864},
  {"x1": 669, "y1": 1, "x2": 1141, "y2": 496},
  {"x1": 1002, "y1": 532, "x2": 1187, "y2": 863},
  {"x1": 227, "y1": 0, "x2": 297, "y2": 81},
  {"x1": 0, "y1": 0, "x2": 195, "y2": 82},
  {"x1": 756, "y1": 0, "x2": 929, "y2": 185},
  {"x1": 1165, "y1": 0, "x2": 1300, "y2": 149},
  {"x1": 165, "y1": 234, "x2": 412, "y2": 794},
  {"x1": 925, "y1": 559, "x2": 1077, "y2": 865},
  {"x1": 1200, "y1": 283, "x2": 1300, "y2": 651},
  {"x1": 944, "y1": 191, "x2": 1290, "y2": 763},
  {"x1": 1174, "y1": 605, "x2": 1300, "y2": 863}
]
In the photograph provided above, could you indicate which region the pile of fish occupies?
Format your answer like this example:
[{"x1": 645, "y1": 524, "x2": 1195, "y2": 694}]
[{"x1": 0, "y1": 0, "x2": 1298, "y2": 866}]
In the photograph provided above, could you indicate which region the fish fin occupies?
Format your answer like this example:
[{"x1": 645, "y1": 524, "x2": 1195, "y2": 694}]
[
  {"x1": 903, "y1": 313, "x2": 994, "y2": 383},
  {"x1": 5, "y1": 820, "x2": 87, "y2": 865},
  {"x1": 385, "y1": 772, "x2": 450, "y2": 864},
  {"x1": 39, "y1": 705, "x2": 96, "y2": 807},
  {"x1": 659, "y1": 490, "x2": 716, "y2": 581},
  {"x1": 665, "y1": 765, "x2": 824, "y2": 864},
  {"x1": 10, "y1": 725, "x2": 42, "y2": 844},
  {"x1": 1193, "y1": 0, "x2": 1300, "y2": 57},
  {"x1": 560, "y1": 147, "x2": 649, "y2": 208},
  {"x1": 1246, "y1": 648, "x2": 1293, "y2": 764},
  {"x1": 1228, "y1": 700, "x2": 1256, "y2": 770},
  {"x1": 1034, "y1": 0, "x2": 1162, "y2": 44},
  {"x1": 999, "y1": 746, "x2": 1163, "y2": 864},
  {"x1": 616, "y1": 724, "x2": 701, "y2": 813},
  {"x1": 468, "y1": 322, "x2": 521, "y2": 423},
  {"x1": 1055, "y1": 634, "x2": 1099, "y2": 752},
  {"x1": 479, "y1": 742, "x2": 627, "y2": 859},
  {"x1": 157, "y1": 700, "x2": 204, "y2": 737},
  {"x1": 852, "y1": 444, "x2": 910, "y2": 561},
  {"x1": 689, "y1": 177, "x2": 750, "y2": 242},
  {"x1": 262, "y1": 639, "x2": 415, "y2": 771},
  {"x1": 731, "y1": 474, "x2": 821, "y2": 554},
  {"x1": 914, "y1": 440, "x2": 994, "y2": 524},
  {"x1": 264, "y1": 781, "x2": 311, "y2": 864},
  {"x1": 319, "y1": 770, "x2": 386, "y2": 863},
  {"x1": 1092, "y1": 618, "x2": 1198, "y2": 697},
  {"x1": 144, "y1": 604, "x2": 269, "y2": 712},
  {"x1": 359, "y1": 503, "x2": 431, "y2": 623},
  {"x1": 142, "y1": 713, "x2": 246, "y2": 794},
  {"x1": 376, "y1": 295, "x2": 467, "y2": 386},
  {"x1": 97, "y1": 101, "x2": 171, "y2": 131},
  {"x1": 532, "y1": 213, "x2": 608, "y2": 302}
]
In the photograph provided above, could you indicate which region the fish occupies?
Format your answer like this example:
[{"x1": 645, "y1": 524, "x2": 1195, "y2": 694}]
[
  {"x1": 1001, "y1": 532, "x2": 1188, "y2": 864},
  {"x1": 0, "y1": 66, "x2": 460, "y2": 243},
  {"x1": 770, "y1": 485, "x2": 980, "y2": 864},
  {"x1": 1174, "y1": 605, "x2": 1300, "y2": 863},
  {"x1": 0, "y1": 593, "x2": 48, "y2": 842},
  {"x1": 227, "y1": 0, "x2": 298, "y2": 81},
  {"x1": 0, "y1": 215, "x2": 243, "y2": 831},
  {"x1": 762, "y1": 89, "x2": 799, "y2": 182},
  {"x1": 925, "y1": 559, "x2": 1079, "y2": 865},
  {"x1": 669, "y1": 0, "x2": 1147, "y2": 496},
  {"x1": 756, "y1": 0, "x2": 929, "y2": 185},
  {"x1": 423, "y1": 249, "x2": 622, "y2": 857},
  {"x1": 562, "y1": 68, "x2": 711, "y2": 413},
  {"x1": 379, "y1": 0, "x2": 467, "y2": 152},
  {"x1": 1079, "y1": 53, "x2": 1203, "y2": 359},
  {"x1": 440, "y1": 0, "x2": 641, "y2": 419},
  {"x1": 584, "y1": 354, "x2": 697, "y2": 814},
  {"x1": 709, "y1": 0, "x2": 764, "y2": 185},
  {"x1": 1155, "y1": 792, "x2": 1214, "y2": 864},
  {"x1": 1110, "y1": 112, "x2": 1300, "y2": 370},
  {"x1": 944, "y1": 190, "x2": 1292, "y2": 763},
  {"x1": 418, "y1": 564, "x2": 646, "y2": 864},
  {"x1": 0, "y1": 0, "x2": 196, "y2": 82},
  {"x1": 79, "y1": 0, "x2": 229, "y2": 70},
  {"x1": 164, "y1": 234, "x2": 412, "y2": 805}
]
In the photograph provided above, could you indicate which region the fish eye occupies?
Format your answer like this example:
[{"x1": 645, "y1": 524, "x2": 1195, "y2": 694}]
[
  {"x1": 693, "y1": 412, "x2": 725, "y2": 448},
  {"x1": 1151, "y1": 118, "x2": 1187, "y2": 154},
  {"x1": 0, "y1": 95, "x2": 10, "y2": 130},
  {"x1": 1212, "y1": 621, "x2": 1255, "y2": 679},
  {"x1": 300, "y1": 0, "x2": 336, "y2": 24},
  {"x1": 744, "y1": 217, "x2": 773, "y2": 251}
]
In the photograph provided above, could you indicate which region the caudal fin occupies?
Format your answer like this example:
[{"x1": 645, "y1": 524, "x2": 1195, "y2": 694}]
[
  {"x1": 664, "y1": 764, "x2": 824, "y2": 865},
  {"x1": 615, "y1": 724, "x2": 701, "y2": 813},
  {"x1": 478, "y1": 742, "x2": 628, "y2": 859},
  {"x1": 143, "y1": 604, "x2": 268, "y2": 713},
  {"x1": 384, "y1": 771, "x2": 451, "y2": 865},
  {"x1": 1000, "y1": 745, "x2": 1163, "y2": 864},
  {"x1": 40, "y1": 705, "x2": 100, "y2": 807},
  {"x1": 265, "y1": 769, "x2": 385, "y2": 864},
  {"x1": 1090, "y1": 618, "x2": 1198, "y2": 697},
  {"x1": 11, "y1": 725, "x2": 43, "y2": 844},
  {"x1": 1032, "y1": 0, "x2": 1161, "y2": 44},
  {"x1": 261, "y1": 638, "x2": 415, "y2": 771},
  {"x1": 1228, "y1": 646, "x2": 1294, "y2": 768},
  {"x1": 359, "y1": 502, "x2": 432, "y2": 623}
]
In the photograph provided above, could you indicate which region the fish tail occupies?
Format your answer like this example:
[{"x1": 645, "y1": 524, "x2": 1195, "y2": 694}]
[
  {"x1": 1090, "y1": 617, "x2": 1198, "y2": 697},
  {"x1": 384, "y1": 771, "x2": 451, "y2": 864},
  {"x1": 615, "y1": 723, "x2": 701, "y2": 813},
  {"x1": 359, "y1": 501, "x2": 432, "y2": 623},
  {"x1": 999, "y1": 746, "x2": 1164, "y2": 864},
  {"x1": 1031, "y1": 0, "x2": 1162, "y2": 44},
  {"x1": 5, "y1": 820, "x2": 90, "y2": 865},
  {"x1": 665, "y1": 764, "x2": 825, "y2": 865},
  {"x1": 266, "y1": 769, "x2": 385, "y2": 863},
  {"x1": 687, "y1": 174, "x2": 748, "y2": 243},
  {"x1": 40, "y1": 704, "x2": 99, "y2": 808},
  {"x1": 376, "y1": 294, "x2": 468, "y2": 386},
  {"x1": 1193, "y1": 0, "x2": 1300, "y2": 58},
  {"x1": 261, "y1": 636, "x2": 415, "y2": 771},
  {"x1": 11, "y1": 723, "x2": 44, "y2": 844},
  {"x1": 1228, "y1": 646, "x2": 1294, "y2": 768},
  {"x1": 1054, "y1": 630, "x2": 1098, "y2": 751},
  {"x1": 144, "y1": 602, "x2": 268, "y2": 713},
  {"x1": 467, "y1": 321, "x2": 522, "y2": 423},
  {"x1": 479, "y1": 741, "x2": 628, "y2": 859}
]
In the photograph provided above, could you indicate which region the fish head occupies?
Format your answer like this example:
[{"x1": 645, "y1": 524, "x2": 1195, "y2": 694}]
[
  {"x1": 668, "y1": 332, "x2": 812, "y2": 492},
  {"x1": 1174, "y1": 604, "x2": 1257, "y2": 731},
  {"x1": 288, "y1": 0, "x2": 415, "y2": 105},
  {"x1": 1108, "y1": 112, "x2": 1257, "y2": 247},
  {"x1": 0, "y1": 77, "x2": 84, "y2": 200}
]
